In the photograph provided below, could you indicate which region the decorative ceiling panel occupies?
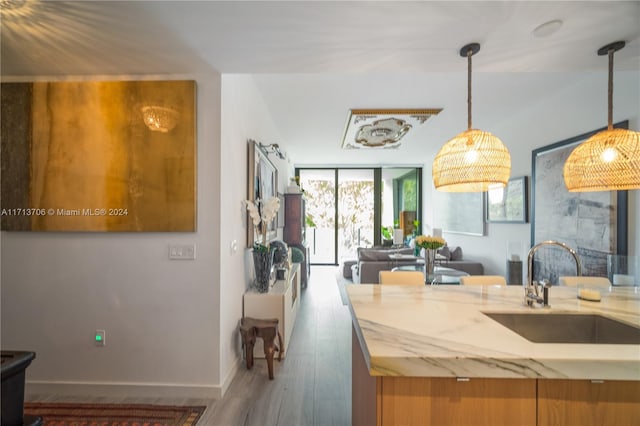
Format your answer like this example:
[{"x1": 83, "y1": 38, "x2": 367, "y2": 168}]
[{"x1": 341, "y1": 108, "x2": 442, "y2": 149}]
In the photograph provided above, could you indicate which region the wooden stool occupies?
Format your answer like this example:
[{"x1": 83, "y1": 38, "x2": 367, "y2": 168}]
[{"x1": 239, "y1": 317, "x2": 283, "y2": 380}]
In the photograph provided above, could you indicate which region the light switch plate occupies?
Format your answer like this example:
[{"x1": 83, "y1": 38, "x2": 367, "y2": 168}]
[{"x1": 169, "y1": 244, "x2": 196, "y2": 260}]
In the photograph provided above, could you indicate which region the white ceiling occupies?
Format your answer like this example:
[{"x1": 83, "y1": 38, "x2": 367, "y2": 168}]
[{"x1": 2, "y1": 1, "x2": 639, "y2": 165}]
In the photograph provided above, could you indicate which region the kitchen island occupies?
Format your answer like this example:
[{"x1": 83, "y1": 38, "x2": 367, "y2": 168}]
[{"x1": 347, "y1": 284, "x2": 640, "y2": 426}]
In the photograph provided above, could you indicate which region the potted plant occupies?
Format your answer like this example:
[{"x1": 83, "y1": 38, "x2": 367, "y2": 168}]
[
  {"x1": 244, "y1": 197, "x2": 280, "y2": 292},
  {"x1": 381, "y1": 225, "x2": 394, "y2": 246}
]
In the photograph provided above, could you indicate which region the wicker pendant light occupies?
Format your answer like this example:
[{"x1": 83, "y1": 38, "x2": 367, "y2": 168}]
[
  {"x1": 564, "y1": 41, "x2": 640, "y2": 192},
  {"x1": 433, "y1": 43, "x2": 511, "y2": 192}
]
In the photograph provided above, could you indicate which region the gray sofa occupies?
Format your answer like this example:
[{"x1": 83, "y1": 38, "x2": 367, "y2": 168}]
[
  {"x1": 436, "y1": 245, "x2": 484, "y2": 275},
  {"x1": 353, "y1": 247, "x2": 421, "y2": 284},
  {"x1": 351, "y1": 245, "x2": 483, "y2": 284}
]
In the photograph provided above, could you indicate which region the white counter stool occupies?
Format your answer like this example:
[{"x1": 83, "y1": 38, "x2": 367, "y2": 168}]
[
  {"x1": 379, "y1": 270, "x2": 425, "y2": 285},
  {"x1": 559, "y1": 276, "x2": 611, "y2": 287},
  {"x1": 460, "y1": 275, "x2": 506, "y2": 286}
]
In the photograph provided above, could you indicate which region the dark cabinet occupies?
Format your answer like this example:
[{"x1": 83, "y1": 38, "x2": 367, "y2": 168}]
[
  {"x1": 284, "y1": 194, "x2": 309, "y2": 287},
  {"x1": 284, "y1": 193, "x2": 305, "y2": 245},
  {"x1": 507, "y1": 260, "x2": 523, "y2": 285},
  {"x1": 1, "y1": 351, "x2": 41, "y2": 426}
]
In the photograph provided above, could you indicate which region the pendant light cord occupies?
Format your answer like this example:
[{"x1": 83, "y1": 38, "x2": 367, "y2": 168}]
[
  {"x1": 608, "y1": 48, "x2": 614, "y2": 130},
  {"x1": 467, "y1": 47, "x2": 472, "y2": 130}
]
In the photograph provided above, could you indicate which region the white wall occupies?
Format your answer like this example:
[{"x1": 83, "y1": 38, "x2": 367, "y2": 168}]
[
  {"x1": 219, "y1": 74, "x2": 292, "y2": 393},
  {"x1": 1, "y1": 73, "x2": 294, "y2": 399},
  {"x1": 426, "y1": 71, "x2": 639, "y2": 278},
  {"x1": 1, "y1": 73, "x2": 223, "y2": 398}
]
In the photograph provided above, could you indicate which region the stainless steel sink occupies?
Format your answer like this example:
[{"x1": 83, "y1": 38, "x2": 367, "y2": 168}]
[{"x1": 483, "y1": 312, "x2": 640, "y2": 344}]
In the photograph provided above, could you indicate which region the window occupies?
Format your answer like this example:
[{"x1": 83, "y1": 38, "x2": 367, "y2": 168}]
[{"x1": 297, "y1": 167, "x2": 422, "y2": 265}]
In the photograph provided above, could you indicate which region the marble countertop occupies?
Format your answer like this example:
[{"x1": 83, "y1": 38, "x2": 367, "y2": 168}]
[{"x1": 347, "y1": 285, "x2": 640, "y2": 380}]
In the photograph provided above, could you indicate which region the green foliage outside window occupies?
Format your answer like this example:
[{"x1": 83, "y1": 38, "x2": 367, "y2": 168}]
[
  {"x1": 402, "y1": 179, "x2": 417, "y2": 211},
  {"x1": 303, "y1": 178, "x2": 375, "y2": 251},
  {"x1": 305, "y1": 215, "x2": 317, "y2": 228},
  {"x1": 381, "y1": 226, "x2": 393, "y2": 240}
]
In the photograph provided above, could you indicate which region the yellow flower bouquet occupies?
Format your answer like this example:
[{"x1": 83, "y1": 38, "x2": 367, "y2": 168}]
[
  {"x1": 415, "y1": 235, "x2": 446, "y2": 283},
  {"x1": 414, "y1": 235, "x2": 446, "y2": 250}
]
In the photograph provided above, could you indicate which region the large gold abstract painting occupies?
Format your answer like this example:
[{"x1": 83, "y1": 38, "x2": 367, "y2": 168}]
[{"x1": 1, "y1": 80, "x2": 196, "y2": 231}]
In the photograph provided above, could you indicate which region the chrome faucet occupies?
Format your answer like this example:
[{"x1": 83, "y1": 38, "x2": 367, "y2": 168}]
[
  {"x1": 525, "y1": 240, "x2": 582, "y2": 307},
  {"x1": 524, "y1": 279, "x2": 551, "y2": 307}
]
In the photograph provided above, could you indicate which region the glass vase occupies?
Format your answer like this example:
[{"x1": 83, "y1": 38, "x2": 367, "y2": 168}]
[
  {"x1": 253, "y1": 249, "x2": 274, "y2": 293},
  {"x1": 424, "y1": 248, "x2": 436, "y2": 284}
]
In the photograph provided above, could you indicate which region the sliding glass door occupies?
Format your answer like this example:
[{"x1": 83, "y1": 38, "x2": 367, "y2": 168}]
[
  {"x1": 298, "y1": 169, "x2": 336, "y2": 264},
  {"x1": 382, "y1": 168, "x2": 421, "y2": 242},
  {"x1": 298, "y1": 167, "x2": 421, "y2": 265},
  {"x1": 337, "y1": 169, "x2": 375, "y2": 263}
]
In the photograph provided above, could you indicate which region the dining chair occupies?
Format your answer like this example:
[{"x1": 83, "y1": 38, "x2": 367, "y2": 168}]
[
  {"x1": 379, "y1": 270, "x2": 425, "y2": 285},
  {"x1": 559, "y1": 276, "x2": 611, "y2": 287},
  {"x1": 459, "y1": 275, "x2": 507, "y2": 286}
]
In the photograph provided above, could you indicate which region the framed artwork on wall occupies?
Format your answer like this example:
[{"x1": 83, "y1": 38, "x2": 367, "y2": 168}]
[
  {"x1": 247, "y1": 139, "x2": 278, "y2": 247},
  {"x1": 0, "y1": 80, "x2": 196, "y2": 232},
  {"x1": 277, "y1": 192, "x2": 285, "y2": 228},
  {"x1": 435, "y1": 191, "x2": 485, "y2": 236},
  {"x1": 531, "y1": 121, "x2": 628, "y2": 283},
  {"x1": 486, "y1": 176, "x2": 528, "y2": 223}
]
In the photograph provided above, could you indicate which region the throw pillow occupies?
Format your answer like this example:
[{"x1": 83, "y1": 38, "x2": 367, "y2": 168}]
[
  {"x1": 437, "y1": 246, "x2": 451, "y2": 260},
  {"x1": 291, "y1": 246, "x2": 305, "y2": 263},
  {"x1": 450, "y1": 246, "x2": 463, "y2": 261},
  {"x1": 359, "y1": 250, "x2": 390, "y2": 261},
  {"x1": 395, "y1": 248, "x2": 414, "y2": 256},
  {"x1": 359, "y1": 247, "x2": 414, "y2": 261},
  {"x1": 358, "y1": 250, "x2": 378, "y2": 261}
]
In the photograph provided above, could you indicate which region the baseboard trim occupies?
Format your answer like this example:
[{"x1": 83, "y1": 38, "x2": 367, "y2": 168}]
[
  {"x1": 26, "y1": 380, "x2": 223, "y2": 400},
  {"x1": 220, "y1": 356, "x2": 241, "y2": 397},
  {"x1": 26, "y1": 357, "x2": 244, "y2": 400}
]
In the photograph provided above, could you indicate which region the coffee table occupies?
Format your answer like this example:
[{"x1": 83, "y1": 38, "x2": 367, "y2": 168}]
[{"x1": 391, "y1": 265, "x2": 469, "y2": 284}]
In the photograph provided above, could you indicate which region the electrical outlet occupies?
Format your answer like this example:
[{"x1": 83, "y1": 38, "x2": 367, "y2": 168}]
[
  {"x1": 169, "y1": 244, "x2": 196, "y2": 260},
  {"x1": 95, "y1": 329, "x2": 106, "y2": 346}
]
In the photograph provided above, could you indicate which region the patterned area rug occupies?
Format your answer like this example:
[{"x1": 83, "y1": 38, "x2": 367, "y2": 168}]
[{"x1": 24, "y1": 402, "x2": 206, "y2": 426}]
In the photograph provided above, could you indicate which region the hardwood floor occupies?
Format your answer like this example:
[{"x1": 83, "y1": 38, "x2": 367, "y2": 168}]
[
  {"x1": 209, "y1": 265, "x2": 352, "y2": 425},
  {"x1": 28, "y1": 266, "x2": 353, "y2": 426}
]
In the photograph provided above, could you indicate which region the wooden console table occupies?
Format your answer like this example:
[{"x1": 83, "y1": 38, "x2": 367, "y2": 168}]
[{"x1": 243, "y1": 263, "x2": 301, "y2": 359}]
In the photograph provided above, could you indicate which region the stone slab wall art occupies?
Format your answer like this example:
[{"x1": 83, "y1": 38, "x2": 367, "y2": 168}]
[
  {"x1": 531, "y1": 122, "x2": 628, "y2": 283},
  {"x1": 1, "y1": 80, "x2": 196, "y2": 231}
]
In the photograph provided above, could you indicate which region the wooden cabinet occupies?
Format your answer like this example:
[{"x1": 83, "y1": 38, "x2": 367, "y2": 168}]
[
  {"x1": 243, "y1": 264, "x2": 301, "y2": 359},
  {"x1": 284, "y1": 193, "x2": 305, "y2": 245},
  {"x1": 352, "y1": 328, "x2": 535, "y2": 426},
  {"x1": 399, "y1": 210, "x2": 417, "y2": 237},
  {"x1": 538, "y1": 379, "x2": 640, "y2": 426},
  {"x1": 380, "y1": 377, "x2": 536, "y2": 426},
  {"x1": 352, "y1": 328, "x2": 640, "y2": 426},
  {"x1": 283, "y1": 193, "x2": 309, "y2": 287}
]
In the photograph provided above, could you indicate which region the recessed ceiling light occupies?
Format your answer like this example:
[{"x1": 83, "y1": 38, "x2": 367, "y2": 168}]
[{"x1": 533, "y1": 19, "x2": 563, "y2": 38}]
